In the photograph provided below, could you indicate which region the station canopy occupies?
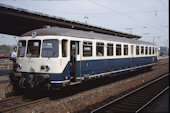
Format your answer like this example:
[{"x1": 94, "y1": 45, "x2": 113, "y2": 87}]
[{"x1": 0, "y1": 3, "x2": 141, "y2": 39}]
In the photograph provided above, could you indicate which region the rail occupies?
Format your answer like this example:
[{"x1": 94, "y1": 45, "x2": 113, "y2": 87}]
[
  {"x1": 0, "y1": 97, "x2": 50, "y2": 113},
  {"x1": 91, "y1": 73, "x2": 169, "y2": 113},
  {"x1": 0, "y1": 96, "x2": 23, "y2": 105}
]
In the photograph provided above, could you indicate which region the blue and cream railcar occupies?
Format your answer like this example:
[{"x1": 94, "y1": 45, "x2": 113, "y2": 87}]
[{"x1": 14, "y1": 27, "x2": 157, "y2": 89}]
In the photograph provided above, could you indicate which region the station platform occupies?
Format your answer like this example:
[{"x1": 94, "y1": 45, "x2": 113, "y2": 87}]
[{"x1": 158, "y1": 56, "x2": 169, "y2": 60}]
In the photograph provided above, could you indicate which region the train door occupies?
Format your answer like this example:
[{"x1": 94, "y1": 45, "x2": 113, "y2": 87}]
[
  {"x1": 131, "y1": 45, "x2": 134, "y2": 67},
  {"x1": 70, "y1": 41, "x2": 79, "y2": 82}
]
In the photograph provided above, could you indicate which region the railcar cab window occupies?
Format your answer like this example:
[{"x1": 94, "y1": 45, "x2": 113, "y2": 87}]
[
  {"x1": 83, "y1": 41, "x2": 92, "y2": 57},
  {"x1": 116, "y1": 44, "x2": 121, "y2": 56},
  {"x1": 96, "y1": 42, "x2": 104, "y2": 56},
  {"x1": 141, "y1": 46, "x2": 144, "y2": 55},
  {"x1": 27, "y1": 40, "x2": 41, "y2": 57},
  {"x1": 149, "y1": 47, "x2": 152, "y2": 55},
  {"x1": 145, "y1": 47, "x2": 148, "y2": 55},
  {"x1": 124, "y1": 45, "x2": 128, "y2": 55},
  {"x1": 18, "y1": 40, "x2": 26, "y2": 57},
  {"x1": 42, "y1": 40, "x2": 58, "y2": 58},
  {"x1": 62, "y1": 40, "x2": 67, "y2": 57},
  {"x1": 136, "y1": 46, "x2": 139, "y2": 55},
  {"x1": 107, "y1": 43, "x2": 113, "y2": 56}
]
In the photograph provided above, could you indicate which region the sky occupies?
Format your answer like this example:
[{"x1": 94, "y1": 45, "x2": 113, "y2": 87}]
[{"x1": 0, "y1": 0, "x2": 169, "y2": 48}]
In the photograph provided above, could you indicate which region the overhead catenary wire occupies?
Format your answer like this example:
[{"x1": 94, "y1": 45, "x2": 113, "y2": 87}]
[
  {"x1": 18, "y1": 0, "x2": 168, "y2": 16},
  {"x1": 24, "y1": 0, "x2": 168, "y2": 35},
  {"x1": 89, "y1": 0, "x2": 168, "y2": 37},
  {"x1": 158, "y1": 0, "x2": 168, "y2": 9}
]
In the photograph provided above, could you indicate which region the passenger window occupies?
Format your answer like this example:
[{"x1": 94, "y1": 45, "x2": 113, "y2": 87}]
[
  {"x1": 96, "y1": 42, "x2": 104, "y2": 56},
  {"x1": 149, "y1": 47, "x2": 152, "y2": 55},
  {"x1": 83, "y1": 41, "x2": 92, "y2": 57},
  {"x1": 152, "y1": 47, "x2": 154, "y2": 54},
  {"x1": 107, "y1": 43, "x2": 113, "y2": 56},
  {"x1": 136, "y1": 46, "x2": 139, "y2": 55},
  {"x1": 155, "y1": 48, "x2": 157, "y2": 55},
  {"x1": 141, "y1": 46, "x2": 144, "y2": 55},
  {"x1": 116, "y1": 44, "x2": 121, "y2": 56},
  {"x1": 145, "y1": 47, "x2": 148, "y2": 55},
  {"x1": 124, "y1": 45, "x2": 128, "y2": 55},
  {"x1": 62, "y1": 40, "x2": 67, "y2": 57}
]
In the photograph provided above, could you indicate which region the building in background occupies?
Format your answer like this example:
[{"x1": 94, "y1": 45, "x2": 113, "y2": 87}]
[{"x1": 158, "y1": 46, "x2": 169, "y2": 56}]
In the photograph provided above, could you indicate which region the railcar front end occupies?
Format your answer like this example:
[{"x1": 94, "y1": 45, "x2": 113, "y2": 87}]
[{"x1": 10, "y1": 35, "x2": 70, "y2": 90}]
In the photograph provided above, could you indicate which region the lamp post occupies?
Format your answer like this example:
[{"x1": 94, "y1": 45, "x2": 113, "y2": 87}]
[
  {"x1": 84, "y1": 16, "x2": 88, "y2": 24},
  {"x1": 0, "y1": 35, "x2": 18, "y2": 43},
  {"x1": 125, "y1": 28, "x2": 134, "y2": 34},
  {"x1": 143, "y1": 33, "x2": 150, "y2": 35},
  {"x1": 14, "y1": 37, "x2": 18, "y2": 43},
  {"x1": 153, "y1": 36, "x2": 160, "y2": 44}
]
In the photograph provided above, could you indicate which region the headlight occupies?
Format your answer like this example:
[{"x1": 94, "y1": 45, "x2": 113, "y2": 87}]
[
  {"x1": 17, "y1": 63, "x2": 22, "y2": 69},
  {"x1": 45, "y1": 65, "x2": 50, "y2": 71},
  {"x1": 40, "y1": 65, "x2": 50, "y2": 71}
]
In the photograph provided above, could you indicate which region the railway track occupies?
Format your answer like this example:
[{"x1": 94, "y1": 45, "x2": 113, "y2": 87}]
[
  {"x1": 152, "y1": 62, "x2": 169, "y2": 70},
  {"x1": 91, "y1": 73, "x2": 169, "y2": 113},
  {"x1": 0, "y1": 80, "x2": 9, "y2": 84},
  {"x1": 0, "y1": 96, "x2": 50, "y2": 113},
  {"x1": 0, "y1": 96, "x2": 23, "y2": 105}
]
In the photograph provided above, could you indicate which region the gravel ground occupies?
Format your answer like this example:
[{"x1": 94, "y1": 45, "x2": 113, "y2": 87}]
[
  {"x1": 11, "y1": 59, "x2": 170, "y2": 113},
  {"x1": 0, "y1": 83, "x2": 8, "y2": 100},
  {"x1": 0, "y1": 83, "x2": 13, "y2": 100},
  {"x1": 157, "y1": 58, "x2": 168, "y2": 64}
]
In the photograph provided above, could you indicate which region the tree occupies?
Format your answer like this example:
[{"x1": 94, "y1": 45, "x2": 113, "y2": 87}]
[{"x1": 0, "y1": 45, "x2": 12, "y2": 52}]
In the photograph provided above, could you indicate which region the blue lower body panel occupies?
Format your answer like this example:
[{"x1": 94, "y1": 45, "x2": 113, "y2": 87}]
[
  {"x1": 80, "y1": 58, "x2": 131, "y2": 76},
  {"x1": 78, "y1": 56, "x2": 156, "y2": 77},
  {"x1": 50, "y1": 56, "x2": 157, "y2": 86},
  {"x1": 133, "y1": 56, "x2": 156, "y2": 67}
]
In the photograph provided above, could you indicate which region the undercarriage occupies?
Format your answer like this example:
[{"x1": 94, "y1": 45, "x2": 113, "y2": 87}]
[{"x1": 9, "y1": 72, "x2": 50, "y2": 90}]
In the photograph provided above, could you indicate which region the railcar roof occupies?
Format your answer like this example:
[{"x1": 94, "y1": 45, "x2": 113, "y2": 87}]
[{"x1": 21, "y1": 27, "x2": 155, "y2": 46}]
